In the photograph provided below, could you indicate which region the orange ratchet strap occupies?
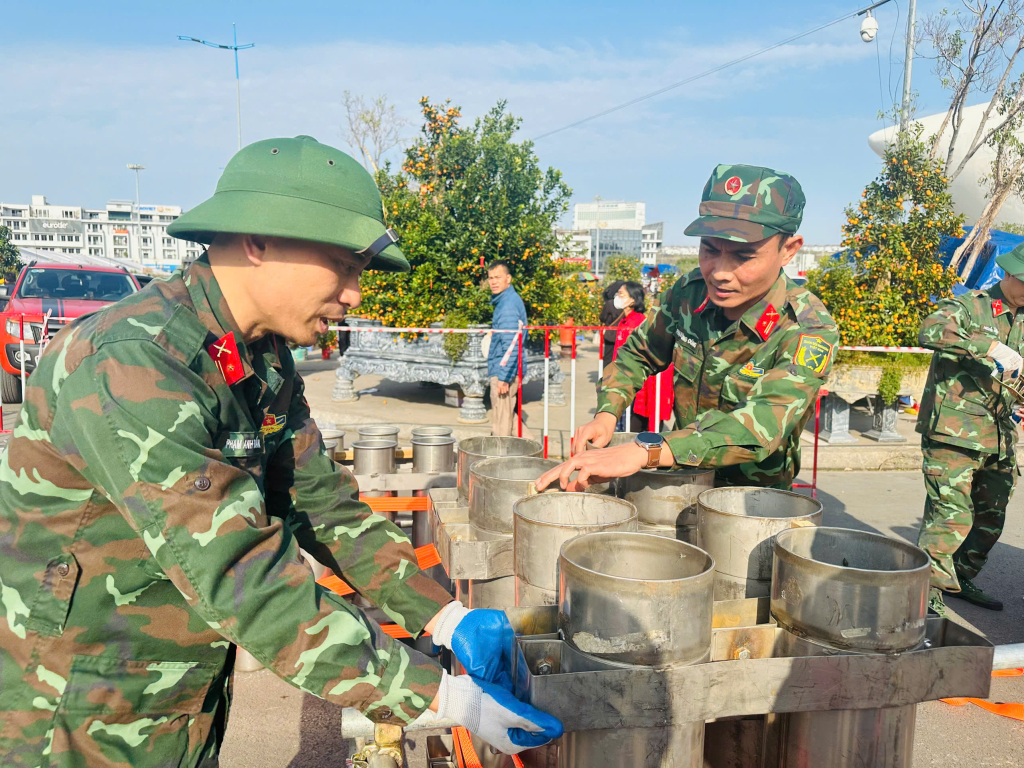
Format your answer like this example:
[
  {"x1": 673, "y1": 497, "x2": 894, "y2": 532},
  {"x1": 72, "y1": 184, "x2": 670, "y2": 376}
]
[{"x1": 940, "y1": 668, "x2": 1024, "y2": 720}]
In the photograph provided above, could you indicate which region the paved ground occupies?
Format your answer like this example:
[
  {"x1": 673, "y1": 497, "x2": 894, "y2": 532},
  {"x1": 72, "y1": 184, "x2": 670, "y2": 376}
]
[{"x1": 218, "y1": 471, "x2": 1024, "y2": 767}]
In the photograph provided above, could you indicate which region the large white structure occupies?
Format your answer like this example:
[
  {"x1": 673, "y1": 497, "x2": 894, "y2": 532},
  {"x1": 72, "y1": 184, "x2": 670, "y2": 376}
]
[
  {"x1": 0, "y1": 195, "x2": 202, "y2": 273},
  {"x1": 572, "y1": 200, "x2": 646, "y2": 230},
  {"x1": 868, "y1": 103, "x2": 1024, "y2": 227},
  {"x1": 568, "y1": 200, "x2": 663, "y2": 269}
]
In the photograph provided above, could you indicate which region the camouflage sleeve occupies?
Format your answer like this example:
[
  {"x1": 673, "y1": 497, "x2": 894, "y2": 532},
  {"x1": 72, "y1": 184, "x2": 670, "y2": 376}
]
[
  {"x1": 50, "y1": 341, "x2": 441, "y2": 724},
  {"x1": 663, "y1": 325, "x2": 838, "y2": 468},
  {"x1": 597, "y1": 305, "x2": 675, "y2": 418},
  {"x1": 266, "y1": 374, "x2": 453, "y2": 636},
  {"x1": 918, "y1": 298, "x2": 998, "y2": 378}
]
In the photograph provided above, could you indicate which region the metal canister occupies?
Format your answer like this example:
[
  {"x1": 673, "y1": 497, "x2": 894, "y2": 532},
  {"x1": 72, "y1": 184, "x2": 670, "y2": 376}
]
[
  {"x1": 467, "y1": 456, "x2": 560, "y2": 534},
  {"x1": 318, "y1": 428, "x2": 346, "y2": 460},
  {"x1": 697, "y1": 486, "x2": 822, "y2": 599},
  {"x1": 558, "y1": 531, "x2": 715, "y2": 767},
  {"x1": 352, "y1": 440, "x2": 397, "y2": 499},
  {"x1": 456, "y1": 436, "x2": 543, "y2": 501},
  {"x1": 358, "y1": 425, "x2": 401, "y2": 441},
  {"x1": 617, "y1": 467, "x2": 714, "y2": 542},
  {"x1": 513, "y1": 493, "x2": 637, "y2": 607},
  {"x1": 771, "y1": 526, "x2": 930, "y2": 768},
  {"x1": 411, "y1": 426, "x2": 454, "y2": 438},
  {"x1": 411, "y1": 436, "x2": 456, "y2": 473}
]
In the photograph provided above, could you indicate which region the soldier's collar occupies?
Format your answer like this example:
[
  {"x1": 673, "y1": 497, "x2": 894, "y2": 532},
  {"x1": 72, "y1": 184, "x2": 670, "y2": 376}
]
[
  {"x1": 184, "y1": 255, "x2": 256, "y2": 384},
  {"x1": 989, "y1": 283, "x2": 1014, "y2": 316},
  {"x1": 738, "y1": 271, "x2": 790, "y2": 341}
]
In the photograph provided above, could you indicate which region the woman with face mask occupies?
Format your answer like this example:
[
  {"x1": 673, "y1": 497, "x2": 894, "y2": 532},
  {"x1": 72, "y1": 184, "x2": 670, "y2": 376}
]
[{"x1": 611, "y1": 282, "x2": 674, "y2": 433}]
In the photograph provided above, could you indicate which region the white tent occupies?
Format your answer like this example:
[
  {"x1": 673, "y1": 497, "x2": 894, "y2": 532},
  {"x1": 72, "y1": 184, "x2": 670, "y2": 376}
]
[{"x1": 867, "y1": 103, "x2": 1024, "y2": 227}]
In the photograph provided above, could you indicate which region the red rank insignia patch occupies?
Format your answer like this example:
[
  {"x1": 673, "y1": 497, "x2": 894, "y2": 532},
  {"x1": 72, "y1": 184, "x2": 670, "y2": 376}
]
[
  {"x1": 208, "y1": 332, "x2": 244, "y2": 386},
  {"x1": 754, "y1": 304, "x2": 780, "y2": 341},
  {"x1": 993, "y1": 299, "x2": 1004, "y2": 316},
  {"x1": 696, "y1": 295, "x2": 710, "y2": 313}
]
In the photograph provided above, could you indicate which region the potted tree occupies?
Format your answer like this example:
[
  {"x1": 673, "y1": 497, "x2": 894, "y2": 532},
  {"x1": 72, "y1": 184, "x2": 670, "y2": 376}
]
[{"x1": 806, "y1": 128, "x2": 963, "y2": 442}]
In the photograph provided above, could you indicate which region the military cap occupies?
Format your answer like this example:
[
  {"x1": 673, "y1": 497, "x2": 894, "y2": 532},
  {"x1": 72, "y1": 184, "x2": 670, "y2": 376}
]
[
  {"x1": 684, "y1": 164, "x2": 805, "y2": 243},
  {"x1": 996, "y1": 243, "x2": 1024, "y2": 279},
  {"x1": 168, "y1": 135, "x2": 409, "y2": 272}
]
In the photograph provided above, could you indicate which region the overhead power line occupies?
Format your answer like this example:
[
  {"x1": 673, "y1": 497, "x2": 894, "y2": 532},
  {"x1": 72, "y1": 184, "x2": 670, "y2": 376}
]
[{"x1": 532, "y1": 1, "x2": 894, "y2": 142}]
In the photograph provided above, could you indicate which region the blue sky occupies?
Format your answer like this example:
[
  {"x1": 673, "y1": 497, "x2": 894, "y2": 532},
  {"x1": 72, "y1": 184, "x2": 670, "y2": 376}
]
[{"x1": 1, "y1": 0, "x2": 956, "y2": 244}]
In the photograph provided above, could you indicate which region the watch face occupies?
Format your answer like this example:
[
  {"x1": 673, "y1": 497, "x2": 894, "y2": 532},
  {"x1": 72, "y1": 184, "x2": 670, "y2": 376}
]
[{"x1": 636, "y1": 431, "x2": 663, "y2": 447}]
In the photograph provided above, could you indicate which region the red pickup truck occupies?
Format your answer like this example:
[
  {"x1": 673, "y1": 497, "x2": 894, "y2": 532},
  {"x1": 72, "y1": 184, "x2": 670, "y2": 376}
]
[{"x1": 0, "y1": 262, "x2": 141, "y2": 403}]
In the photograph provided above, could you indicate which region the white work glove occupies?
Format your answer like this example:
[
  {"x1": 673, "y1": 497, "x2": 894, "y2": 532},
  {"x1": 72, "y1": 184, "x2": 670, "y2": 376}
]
[
  {"x1": 432, "y1": 672, "x2": 563, "y2": 755},
  {"x1": 989, "y1": 343, "x2": 1023, "y2": 380}
]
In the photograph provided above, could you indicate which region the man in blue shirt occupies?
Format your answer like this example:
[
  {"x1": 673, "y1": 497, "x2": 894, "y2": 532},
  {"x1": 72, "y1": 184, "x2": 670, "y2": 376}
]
[{"x1": 487, "y1": 260, "x2": 532, "y2": 436}]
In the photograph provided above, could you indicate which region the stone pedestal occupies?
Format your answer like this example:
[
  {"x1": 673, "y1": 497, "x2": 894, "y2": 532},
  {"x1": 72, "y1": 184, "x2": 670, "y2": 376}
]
[
  {"x1": 819, "y1": 393, "x2": 857, "y2": 444},
  {"x1": 332, "y1": 318, "x2": 566, "y2": 423},
  {"x1": 864, "y1": 396, "x2": 907, "y2": 443}
]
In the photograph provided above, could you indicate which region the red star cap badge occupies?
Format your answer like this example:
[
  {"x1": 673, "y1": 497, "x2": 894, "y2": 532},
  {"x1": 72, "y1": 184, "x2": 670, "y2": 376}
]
[
  {"x1": 755, "y1": 305, "x2": 780, "y2": 341},
  {"x1": 724, "y1": 176, "x2": 743, "y2": 195},
  {"x1": 993, "y1": 299, "x2": 1004, "y2": 317},
  {"x1": 207, "y1": 332, "x2": 244, "y2": 386}
]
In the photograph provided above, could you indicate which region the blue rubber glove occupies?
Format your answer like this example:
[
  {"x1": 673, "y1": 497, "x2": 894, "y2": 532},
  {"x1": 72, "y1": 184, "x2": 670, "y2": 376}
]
[
  {"x1": 432, "y1": 602, "x2": 515, "y2": 690},
  {"x1": 433, "y1": 672, "x2": 564, "y2": 754}
]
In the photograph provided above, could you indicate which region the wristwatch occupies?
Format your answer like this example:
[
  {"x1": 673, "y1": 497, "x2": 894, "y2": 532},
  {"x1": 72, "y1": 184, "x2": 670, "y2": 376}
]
[{"x1": 635, "y1": 432, "x2": 664, "y2": 469}]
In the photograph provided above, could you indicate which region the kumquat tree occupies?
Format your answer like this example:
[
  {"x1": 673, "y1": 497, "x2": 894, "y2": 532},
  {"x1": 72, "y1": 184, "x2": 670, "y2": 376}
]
[
  {"x1": 357, "y1": 98, "x2": 573, "y2": 339},
  {"x1": 806, "y1": 129, "x2": 964, "y2": 348}
]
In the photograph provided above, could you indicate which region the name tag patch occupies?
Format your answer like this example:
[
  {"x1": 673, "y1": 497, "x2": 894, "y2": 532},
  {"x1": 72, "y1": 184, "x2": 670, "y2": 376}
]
[
  {"x1": 223, "y1": 432, "x2": 264, "y2": 458},
  {"x1": 738, "y1": 361, "x2": 765, "y2": 379},
  {"x1": 675, "y1": 329, "x2": 699, "y2": 349},
  {"x1": 793, "y1": 334, "x2": 834, "y2": 374}
]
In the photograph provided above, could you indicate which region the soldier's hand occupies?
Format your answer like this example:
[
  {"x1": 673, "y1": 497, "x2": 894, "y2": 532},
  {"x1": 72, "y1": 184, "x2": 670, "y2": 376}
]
[
  {"x1": 571, "y1": 413, "x2": 617, "y2": 454},
  {"x1": 536, "y1": 441, "x2": 654, "y2": 491},
  {"x1": 989, "y1": 342, "x2": 1023, "y2": 379}
]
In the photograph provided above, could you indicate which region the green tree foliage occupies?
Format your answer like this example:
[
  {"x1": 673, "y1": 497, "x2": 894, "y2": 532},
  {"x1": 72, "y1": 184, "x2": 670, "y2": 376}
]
[
  {"x1": 601, "y1": 254, "x2": 643, "y2": 286},
  {"x1": 0, "y1": 226, "x2": 23, "y2": 281},
  {"x1": 806, "y1": 131, "x2": 963, "y2": 346},
  {"x1": 997, "y1": 221, "x2": 1024, "y2": 236},
  {"x1": 357, "y1": 98, "x2": 573, "y2": 333}
]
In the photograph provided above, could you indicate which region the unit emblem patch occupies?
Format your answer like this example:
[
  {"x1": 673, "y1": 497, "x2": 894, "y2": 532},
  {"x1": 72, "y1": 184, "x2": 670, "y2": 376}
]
[
  {"x1": 261, "y1": 413, "x2": 287, "y2": 436},
  {"x1": 793, "y1": 334, "x2": 834, "y2": 373},
  {"x1": 738, "y1": 361, "x2": 765, "y2": 379}
]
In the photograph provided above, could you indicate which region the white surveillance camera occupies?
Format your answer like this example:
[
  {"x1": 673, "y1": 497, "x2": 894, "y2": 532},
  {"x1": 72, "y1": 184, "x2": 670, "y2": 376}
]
[{"x1": 860, "y1": 14, "x2": 879, "y2": 43}]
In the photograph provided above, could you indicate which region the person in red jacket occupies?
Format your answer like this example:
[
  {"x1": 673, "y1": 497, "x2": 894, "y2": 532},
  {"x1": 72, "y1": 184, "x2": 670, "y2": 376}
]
[{"x1": 612, "y1": 282, "x2": 674, "y2": 432}]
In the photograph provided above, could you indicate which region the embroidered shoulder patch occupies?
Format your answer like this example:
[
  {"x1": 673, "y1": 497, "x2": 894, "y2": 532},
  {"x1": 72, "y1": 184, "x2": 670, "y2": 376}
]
[
  {"x1": 261, "y1": 413, "x2": 286, "y2": 436},
  {"x1": 738, "y1": 360, "x2": 765, "y2": 379},
  {"x1": 793, "y1": 334, "x2": 833, "y2": 374}
]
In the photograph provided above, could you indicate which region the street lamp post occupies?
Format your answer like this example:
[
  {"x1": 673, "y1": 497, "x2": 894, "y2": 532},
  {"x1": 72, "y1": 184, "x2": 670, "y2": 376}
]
[
  {"x1": 178, "y1": 23, "x2": 255, "y2": 150},
  {"x1": 126, "y1": 164, "x2": 144, "y2": 207}
]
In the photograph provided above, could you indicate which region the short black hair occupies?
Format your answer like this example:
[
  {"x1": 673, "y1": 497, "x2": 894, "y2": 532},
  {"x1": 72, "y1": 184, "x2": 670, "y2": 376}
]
[
  {"x1": 623, "y1": 281, "x2": 646, "y2": 314},
  {"x1": 777, "y1": 233, "x2": 791, "y2": 249},
  {"x1": 487, "y1": 260, "x2": 512, "y2": 276}
]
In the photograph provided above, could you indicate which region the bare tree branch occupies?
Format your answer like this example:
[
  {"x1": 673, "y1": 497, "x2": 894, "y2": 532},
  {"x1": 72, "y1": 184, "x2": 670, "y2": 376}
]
[{"x1": 341, "y1": 91, "x2": 408, "y2": 174}]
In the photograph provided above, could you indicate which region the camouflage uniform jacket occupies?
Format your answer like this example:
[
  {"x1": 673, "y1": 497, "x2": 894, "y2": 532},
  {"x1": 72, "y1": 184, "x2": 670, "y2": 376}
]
[
  {"x1": 916, "y1": 282, "x2": 1023, "y2": 457},
  {"x1": 598, "y1": 269, "x2": 838, "y2": 487},
  {"x1": 0, "y1": 256, "x2": 452, "y2": 768}
]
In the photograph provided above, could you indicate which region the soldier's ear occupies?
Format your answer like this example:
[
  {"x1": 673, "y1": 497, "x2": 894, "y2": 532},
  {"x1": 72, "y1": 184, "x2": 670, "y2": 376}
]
[
  {"x1": 778, "y1": 234, "x2": 803, "y2": 267},
  {"x1": 241, "y1": 235, "x2": 269, "y2": 267}
]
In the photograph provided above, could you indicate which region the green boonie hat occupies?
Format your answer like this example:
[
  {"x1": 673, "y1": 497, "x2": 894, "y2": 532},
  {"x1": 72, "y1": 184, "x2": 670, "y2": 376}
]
[
  {"x1": 168, "y1": 135, "x2": 408, "y2": 272},
  {"x1": 684, "y1": 163, "x2": 805, "y2": 244},
  {"x1": 996, "y1": 243, "x2": 1024, "y2": 279}
]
